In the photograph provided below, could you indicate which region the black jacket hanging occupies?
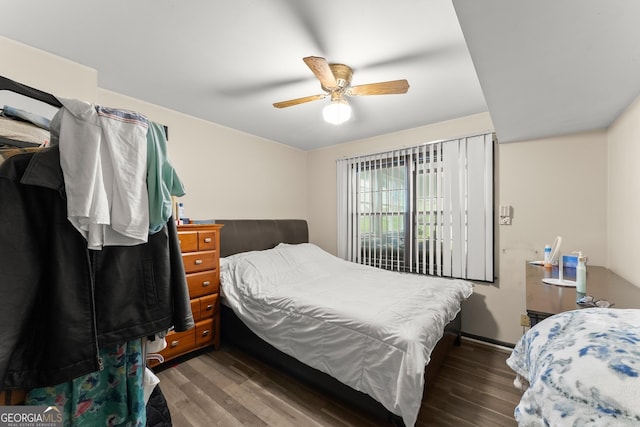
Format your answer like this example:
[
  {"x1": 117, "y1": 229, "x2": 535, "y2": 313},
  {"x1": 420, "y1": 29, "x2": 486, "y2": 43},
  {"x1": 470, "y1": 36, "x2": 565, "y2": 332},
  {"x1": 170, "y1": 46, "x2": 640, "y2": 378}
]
[{"x1": 0, "y1": 146, "x2": 194, "y2": 389}]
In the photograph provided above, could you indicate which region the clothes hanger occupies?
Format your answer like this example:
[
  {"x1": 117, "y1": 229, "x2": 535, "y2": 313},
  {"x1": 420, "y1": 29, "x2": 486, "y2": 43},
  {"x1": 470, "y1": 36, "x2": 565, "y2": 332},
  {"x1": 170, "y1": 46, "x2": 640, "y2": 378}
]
[{"x1": 0, "y1": 75, "x2": 62, "y2": 108}]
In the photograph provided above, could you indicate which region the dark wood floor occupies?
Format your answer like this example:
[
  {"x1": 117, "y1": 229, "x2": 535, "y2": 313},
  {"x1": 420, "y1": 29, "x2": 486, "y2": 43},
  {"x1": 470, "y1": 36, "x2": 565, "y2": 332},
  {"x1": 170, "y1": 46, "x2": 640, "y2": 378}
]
[{"x1": 155, "y1": 338, "x2": 522, "y2": 426}]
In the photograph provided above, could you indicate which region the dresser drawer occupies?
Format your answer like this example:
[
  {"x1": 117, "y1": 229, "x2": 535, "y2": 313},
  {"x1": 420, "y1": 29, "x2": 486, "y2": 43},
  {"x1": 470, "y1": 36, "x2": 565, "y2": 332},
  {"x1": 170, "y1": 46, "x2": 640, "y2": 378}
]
[
  {"x1": 196, "y1": 318, "x2": 215, "y2": 347},
  {"x1": 190, "y1": 298, "x2": 201, "y2": 322},
  {"x1": 198, "y1": 231, "x2": 217, "y2": 251},
  {"x1": 0, "y1": 390, "x2": 26, "y2": 405},
  {"x1": 186, "y1": 270, "x2": 218, "y2": 298},
  {"x1": 199, "y1": 294, "x2": 218, "y2": 319},
  {"x1": 162, "y1": 328, "x2": 196, "y2": 360},
  {"x1": 182, "y1": 251, "x2": 216, "y2": 273},
  {"x1": 178, "y1": 231, "x2": 198, "y2": 252}
]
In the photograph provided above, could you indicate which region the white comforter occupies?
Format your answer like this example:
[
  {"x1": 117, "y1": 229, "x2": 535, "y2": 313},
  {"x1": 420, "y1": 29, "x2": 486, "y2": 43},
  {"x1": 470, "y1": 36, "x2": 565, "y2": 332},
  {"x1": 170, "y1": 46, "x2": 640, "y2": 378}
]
[{"x1": 220, "y1": 243, "x2": 473, "y2": 426}]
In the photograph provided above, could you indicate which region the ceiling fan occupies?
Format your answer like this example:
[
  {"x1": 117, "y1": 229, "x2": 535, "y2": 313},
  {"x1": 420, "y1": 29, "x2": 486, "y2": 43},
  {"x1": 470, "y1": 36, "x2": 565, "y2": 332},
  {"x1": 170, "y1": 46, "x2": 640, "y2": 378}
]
[{"x1": 273, "y1": 56, "x2": 410, "y2": 124}]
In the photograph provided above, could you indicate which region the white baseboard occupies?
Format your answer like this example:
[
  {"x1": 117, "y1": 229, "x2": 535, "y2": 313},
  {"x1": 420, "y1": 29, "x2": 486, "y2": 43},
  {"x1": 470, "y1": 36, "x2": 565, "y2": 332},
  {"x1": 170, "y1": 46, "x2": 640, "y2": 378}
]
[{"x1": 461, "y1": 335, "x2": 513, "y2": 353}]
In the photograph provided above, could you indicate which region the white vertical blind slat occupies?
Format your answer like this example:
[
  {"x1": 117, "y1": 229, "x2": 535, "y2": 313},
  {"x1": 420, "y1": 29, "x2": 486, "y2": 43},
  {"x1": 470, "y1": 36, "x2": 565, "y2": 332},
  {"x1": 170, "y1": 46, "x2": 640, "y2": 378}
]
[
  {"x1": 405, "y1": 148, "x2": 412, "y2": 272},
  {"x1": 484, "y1": 133, "x2": 494, "y2": 281},
  {"x1": 350, "y1": 161, "x2": 357, "y2": 262},
  {"x1": 456, "y1": 138, "x2": 467, "y2": 278},
  {"x1": 395, "y1": 150, "x2": 402, "y2": 271},
  {"x1": 439, "y1": 145, "x2": 445, "y2": 276},
  {"x1": 428, "y1": 143, "x2": 435, "y2": 275},
  {"x1": 375, "y1": 154, "x2": 381, "y2": 269},
  {"x1": 417, "y1": 144, "x2": 424, "y2": 274},
  {"x1": 442, "y1": 141, "x2": 454, "y2": 277},
  {"x1": 366, "y1": 156, "x2": 372, "y2": 266},
  {"x1": 466, "y1": 135, "x2": 487, "y2": 280},
  {"x1": 336, "y1": 160, "x2": 347, "y2": 259}
]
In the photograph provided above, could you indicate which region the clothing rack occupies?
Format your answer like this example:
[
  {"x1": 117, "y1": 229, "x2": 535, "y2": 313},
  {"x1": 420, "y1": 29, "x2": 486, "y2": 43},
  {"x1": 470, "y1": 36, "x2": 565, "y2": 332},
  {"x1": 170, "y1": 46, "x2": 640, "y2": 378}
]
[
  {"x1": 0, "y1": 75, "x2": 168, "y2": 144},
  {"x1": 0, "y1": 75, "x2": 63, "y2": 108}
]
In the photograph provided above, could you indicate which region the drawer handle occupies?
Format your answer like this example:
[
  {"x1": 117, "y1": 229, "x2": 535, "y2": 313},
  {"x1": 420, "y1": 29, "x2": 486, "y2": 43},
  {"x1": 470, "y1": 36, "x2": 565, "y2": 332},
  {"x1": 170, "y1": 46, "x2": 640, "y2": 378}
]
[
  {"x1": 202, "y1": 281, "x2": 210, "y2": 287},
  {"x1": 194, "y1": 259, "x2": 203, "y2": 265},
  {"x1": 170, "y1": 340, "x2": 179, "y2": 348},
  {"x1": 204, "y1": 237, "x2": 212, "y2": 243},
  {"x1": 201, "y1": 330, "x2": 210, "y2": 337},
  {"x1": 206, "y1": 304, "x2": 213, "y2": 311}
]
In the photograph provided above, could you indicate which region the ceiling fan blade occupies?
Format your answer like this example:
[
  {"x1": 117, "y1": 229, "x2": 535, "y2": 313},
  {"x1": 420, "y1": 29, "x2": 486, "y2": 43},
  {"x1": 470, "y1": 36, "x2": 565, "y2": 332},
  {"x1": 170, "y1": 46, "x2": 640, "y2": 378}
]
[
  {"x1": 303, "y1": 56, "x2": 338, "y2": 90},
  {"x1": 348, "y1": 79, "x2": 410, "y2": 96},
  {"x1": 273, "y1": 93, "x2": 326, "y2": 109}
]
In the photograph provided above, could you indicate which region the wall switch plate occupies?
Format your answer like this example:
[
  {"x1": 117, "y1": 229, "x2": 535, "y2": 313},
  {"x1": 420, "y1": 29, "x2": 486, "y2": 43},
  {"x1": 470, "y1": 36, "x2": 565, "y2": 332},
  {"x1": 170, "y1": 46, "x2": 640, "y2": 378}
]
[{"x1": 499, "y1": 204, "x2": 512, "y2": 225}]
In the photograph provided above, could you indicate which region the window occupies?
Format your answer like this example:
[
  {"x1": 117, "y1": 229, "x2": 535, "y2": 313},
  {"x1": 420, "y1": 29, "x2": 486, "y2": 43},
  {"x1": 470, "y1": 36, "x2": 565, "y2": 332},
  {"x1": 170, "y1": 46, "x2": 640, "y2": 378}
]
[{"x1": 337, "y1": 133, "x2": 494, "y2": 281}]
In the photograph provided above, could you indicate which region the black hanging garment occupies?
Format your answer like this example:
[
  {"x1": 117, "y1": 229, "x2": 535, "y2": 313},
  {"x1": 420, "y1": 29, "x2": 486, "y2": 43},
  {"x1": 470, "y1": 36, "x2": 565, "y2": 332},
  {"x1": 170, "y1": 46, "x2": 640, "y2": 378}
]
[{"x1": 0, "y1": 144, "x2": 193, "y2": 390}]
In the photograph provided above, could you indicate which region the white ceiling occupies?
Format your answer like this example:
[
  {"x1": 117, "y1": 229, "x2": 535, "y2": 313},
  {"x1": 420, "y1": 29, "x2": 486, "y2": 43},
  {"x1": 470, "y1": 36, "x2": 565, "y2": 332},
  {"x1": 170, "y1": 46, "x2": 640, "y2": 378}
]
[
  {"x1": 453, "y1": 0, "x2": 640, "y2": 144},
  {"x1": 2, "y1": 1, "x2": 640, "y2": 150}
]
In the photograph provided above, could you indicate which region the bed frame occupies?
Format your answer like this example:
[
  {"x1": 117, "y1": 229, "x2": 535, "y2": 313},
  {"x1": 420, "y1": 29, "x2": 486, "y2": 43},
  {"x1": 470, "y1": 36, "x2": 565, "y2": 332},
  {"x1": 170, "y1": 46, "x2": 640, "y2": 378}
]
[{"x1": 216, "y1": 219, "x2": 461, "y2": 425}]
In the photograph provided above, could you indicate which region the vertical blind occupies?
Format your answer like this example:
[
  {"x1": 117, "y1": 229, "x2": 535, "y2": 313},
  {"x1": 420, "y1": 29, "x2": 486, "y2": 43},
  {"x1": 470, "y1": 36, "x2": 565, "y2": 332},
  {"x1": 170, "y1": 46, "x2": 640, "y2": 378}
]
[{"x1": 337, "y1": 133, "x2": 494, "y2": 281}]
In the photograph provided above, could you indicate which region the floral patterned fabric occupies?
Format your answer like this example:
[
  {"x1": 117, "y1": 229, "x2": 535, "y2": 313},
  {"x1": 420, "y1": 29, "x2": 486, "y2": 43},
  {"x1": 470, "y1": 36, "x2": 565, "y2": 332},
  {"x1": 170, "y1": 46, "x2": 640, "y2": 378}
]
[
  {"x1": 507, "y1": 308, "x2": 640, "y2": 426},
  {"x1": 26, "y1": 339, "x2": 146, "y2": 427}
]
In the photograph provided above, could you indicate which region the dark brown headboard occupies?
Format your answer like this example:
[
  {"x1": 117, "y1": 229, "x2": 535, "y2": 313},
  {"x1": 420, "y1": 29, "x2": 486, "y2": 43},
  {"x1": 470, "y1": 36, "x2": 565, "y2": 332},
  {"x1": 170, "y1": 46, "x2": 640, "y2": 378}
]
[{"x1": 216, "y1": 219, "x2": 309, "y2": 258}]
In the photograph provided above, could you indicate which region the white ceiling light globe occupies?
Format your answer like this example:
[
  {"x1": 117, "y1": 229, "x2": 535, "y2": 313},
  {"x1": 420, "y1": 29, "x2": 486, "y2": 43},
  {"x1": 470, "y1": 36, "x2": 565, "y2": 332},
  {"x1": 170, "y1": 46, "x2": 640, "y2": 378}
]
[{"x1": 322, "y1": 100, "x2": 352, "y2": 125}]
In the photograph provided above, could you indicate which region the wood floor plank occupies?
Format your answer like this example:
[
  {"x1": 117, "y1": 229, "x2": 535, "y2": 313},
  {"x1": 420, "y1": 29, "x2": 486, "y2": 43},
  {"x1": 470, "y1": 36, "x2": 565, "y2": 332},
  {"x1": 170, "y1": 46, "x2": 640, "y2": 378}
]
[
  {"x1": 217, "y1": 349, "x2": 381, "y2": 427},
  {"x1": 156, "y1": 368, "x2": 194, "y2": 412},
  {"x1": 423, "y1": 386, "x2": 516, "y2": 427},
  {"x1": 202, "y1": 350, "x2": 258, "y2": 384},
  {"x1": 245, "y1": 368, "x2": 360, "y2": 426},
  {"x1": 187, "y1": 356, "x2": 237, "y2": 390},
  {"x1": 449, "y1": 385, "x2": 518, "y2": 419},
  {"x1": 177, "y1": 362, "x2": 267, "y2": 426},
  {"x1": 225, "y1": 379, "x2": 310, "y2": 427},
  {"x1": 167, "y1": 408, "x2": 191, "y2": 427},
  {"x1": 178, "y1": 382, "x2": 245, "y2": 427},
  {"x1": 241, "y1": 377, "x2": 327, "y2": 427},
  {"x1": 436, "y1": 366, "x2": 521, "y2": 400},
  {"x1": 416, "y1": 402, "x2": 478, "y2": 427},
  {"x1": 155, "y1": 338, "x2": 522, "y2": 427}
]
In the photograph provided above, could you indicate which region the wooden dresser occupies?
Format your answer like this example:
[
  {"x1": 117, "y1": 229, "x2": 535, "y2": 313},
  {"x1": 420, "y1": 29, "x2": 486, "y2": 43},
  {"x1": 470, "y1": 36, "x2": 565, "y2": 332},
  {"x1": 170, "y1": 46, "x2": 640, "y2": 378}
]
[{"x1": 151, "y1": 223, "x2": 223, "y2": 365}]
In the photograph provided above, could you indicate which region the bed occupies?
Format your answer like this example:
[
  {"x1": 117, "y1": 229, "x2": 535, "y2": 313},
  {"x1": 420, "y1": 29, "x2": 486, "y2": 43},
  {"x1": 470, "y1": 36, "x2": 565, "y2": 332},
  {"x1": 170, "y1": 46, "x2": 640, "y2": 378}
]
[
  {"x1": 217, "y1": 219, "x2": 473, "y2": 427},
  {"x1": 506, "y1": 308, "x2": 640, "y2": 426}
]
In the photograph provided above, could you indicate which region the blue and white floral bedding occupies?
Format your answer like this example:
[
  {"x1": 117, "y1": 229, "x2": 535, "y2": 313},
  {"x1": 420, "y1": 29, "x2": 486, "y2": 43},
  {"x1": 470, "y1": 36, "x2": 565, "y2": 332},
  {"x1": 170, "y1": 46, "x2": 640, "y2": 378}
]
[{"x1": 507, "y1": 308, "x2": 640, "y2": 426}]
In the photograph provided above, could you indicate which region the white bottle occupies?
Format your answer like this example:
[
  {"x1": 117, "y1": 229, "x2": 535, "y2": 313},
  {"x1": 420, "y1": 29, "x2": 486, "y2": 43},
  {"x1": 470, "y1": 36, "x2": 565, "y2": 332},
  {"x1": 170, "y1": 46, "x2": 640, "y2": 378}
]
[
  {"x1": 575, "y1": 251, "x2": 587, "y2": 294},
  {"x1": 178, "y1": 202, "x2": 186, "y2": 225}
]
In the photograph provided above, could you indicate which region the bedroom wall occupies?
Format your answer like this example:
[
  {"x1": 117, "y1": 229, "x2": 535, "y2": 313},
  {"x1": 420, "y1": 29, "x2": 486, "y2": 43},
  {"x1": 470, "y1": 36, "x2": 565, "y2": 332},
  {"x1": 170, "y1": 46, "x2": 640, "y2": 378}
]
[
  {"x1": 307, "y1": 122, "x2": 608, "y2": 345},
  {"x1": 1, "y1": 36, "x2": 308, "y2": 222},
  {"x1": 607, "y1": 93, "x2": 640, "y2": 287},
  {"x1": 0, "y1": 37, "x2": 98, "y2": 104},
  {"x1": 96, "y1": 89, "x2": 308, "y2": 222}
]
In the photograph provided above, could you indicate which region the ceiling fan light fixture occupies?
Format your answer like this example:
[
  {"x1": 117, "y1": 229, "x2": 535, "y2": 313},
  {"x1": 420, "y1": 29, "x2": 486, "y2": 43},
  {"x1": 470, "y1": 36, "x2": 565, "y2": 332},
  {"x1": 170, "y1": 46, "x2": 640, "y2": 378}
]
[
  {"x1": 323, "y1": 97, "x2": 351, "y2": 125},
  {"x1": 273, "y1": 56, "x2": 408, "y2": 125}
]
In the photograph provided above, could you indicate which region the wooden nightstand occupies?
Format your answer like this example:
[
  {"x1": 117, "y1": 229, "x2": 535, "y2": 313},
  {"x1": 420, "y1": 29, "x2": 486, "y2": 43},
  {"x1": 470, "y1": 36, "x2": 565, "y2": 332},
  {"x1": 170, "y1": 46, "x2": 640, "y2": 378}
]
[{"x1": 525, "y1": 262, "x2": 640, "y2": 327}]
